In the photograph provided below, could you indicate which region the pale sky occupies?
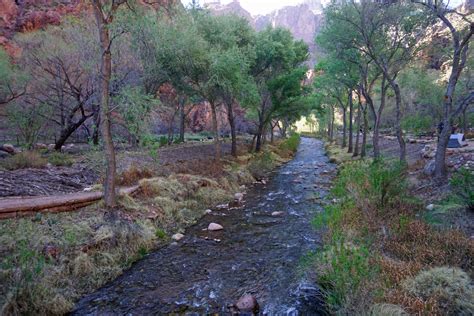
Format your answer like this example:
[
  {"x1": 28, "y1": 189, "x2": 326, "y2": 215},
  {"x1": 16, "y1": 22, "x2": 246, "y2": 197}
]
[{"x1": 181, "y1": 0, "x2": 307, "y2": 16}]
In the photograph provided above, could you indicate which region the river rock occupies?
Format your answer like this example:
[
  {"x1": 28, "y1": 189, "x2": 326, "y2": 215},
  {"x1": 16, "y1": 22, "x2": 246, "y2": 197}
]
[
  {"x1": 234, "y1": 192, "x2": 244, "y2": 202},
  {"x1": 271, "y1": 211, "x2": 284, "y2": 216},
  {"x1": 235, "y1": 294, "x2": 259, "y2": 313},
  {"x1": 426, "y1": 204, "x2": 435, "y2": 211},
  {"x1": 172, "y1": 233, "x2": 184, "y2": 241},
  {"x1": 1, "y1": 143, "x2": 15, "y2": 154},
  {"x1": 34, "y1": 143, "x2": 48, "y2": 150},
  {"x1": 208, "y1": 223, "x2": 223, "y2": 231},
  {"x1": 205, "y1": 209, "x2": 212, "y2": 214}
]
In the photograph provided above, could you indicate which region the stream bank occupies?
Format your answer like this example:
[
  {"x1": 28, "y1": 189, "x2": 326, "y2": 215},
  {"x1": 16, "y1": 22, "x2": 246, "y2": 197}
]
[{"x1": 73, "y1": 137, "x2": 336, "y2": 315}]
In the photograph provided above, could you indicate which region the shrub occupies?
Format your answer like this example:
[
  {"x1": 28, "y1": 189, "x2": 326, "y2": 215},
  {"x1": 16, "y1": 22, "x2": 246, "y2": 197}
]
[
  {"x1": 316, "y1": 239, "x2": 377, "y2": 311},
  {"x1": 402, "y1": 267, "x2": 474, "y2": 315},
  {"x1": 118, "y1": 165, "x2": 154, "y2": 186},
  {"x1": 332, "y1": 159, "x2": 409, "y2": 211},
  {"x1": 47, "y1": 152, "x2": 73, "y2": 167},
  {"x1": 1, "y1": 151, "x2": 47, "y2": 170},
  {"x1": 247, "y1": 151, "x2": 275, "y2": 180},
  {"x1": 449, "y1": 167, "x2": 474, "y2": 211},
  {"x1": 279, "y1": 133, "x2": 301, "y2": 153}
]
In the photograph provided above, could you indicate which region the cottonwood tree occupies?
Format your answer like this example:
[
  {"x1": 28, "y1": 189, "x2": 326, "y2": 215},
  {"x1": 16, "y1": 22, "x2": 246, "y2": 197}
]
[
  {"x1": 91, "y1": 0, "x2": 132, "y2": 208},
  {"x1": 412, "y1": 0, "x2": 473, "y2": 178},
  {"x1": 250, "y1": 27, "x2": 309, "y2": 151}
]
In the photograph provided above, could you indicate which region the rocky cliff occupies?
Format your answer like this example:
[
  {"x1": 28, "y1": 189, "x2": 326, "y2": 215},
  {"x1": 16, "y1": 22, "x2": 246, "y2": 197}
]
[{"x1": 206, "y1": 0, "x2": 325, "y2": 65}]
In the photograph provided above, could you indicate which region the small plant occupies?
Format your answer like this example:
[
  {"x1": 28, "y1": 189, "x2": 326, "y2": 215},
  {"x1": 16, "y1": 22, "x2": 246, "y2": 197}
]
[
  {"x1": 247, "y1": 151, "x2": 275, "y2": 180},
  {"x1": 402, "y1": 267, "x2": 474, "y2": 315},
  {"x1": 1, "y1": 151, "x2": 47, "y2": 170},
  {"x1": 279, "y1": 133, "x2": 301, "y2": 153},
  {"x1": 449, "y1": 167, "x2": 474, "y2": 211},
  {"x1": 155, "y1": 228, "x2": 167, "y2": 239},
  {"x1": 47, "y1": 152, "x2": 73, "y2": 167}
]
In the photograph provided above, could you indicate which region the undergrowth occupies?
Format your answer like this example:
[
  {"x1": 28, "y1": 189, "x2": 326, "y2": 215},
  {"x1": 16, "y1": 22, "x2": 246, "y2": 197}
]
[
  {"x1": 312, "y1": 159, "x2": 474, "y2": 315},
  {"x1": 0, "y1": 139, "x2": 294, "y2": 315}
]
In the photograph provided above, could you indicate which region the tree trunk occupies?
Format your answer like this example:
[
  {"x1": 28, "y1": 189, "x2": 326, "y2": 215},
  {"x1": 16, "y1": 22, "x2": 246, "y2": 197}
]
[
  {"x1": 330, "y1": 106, "x2": 335, "y2": 142},
  {"x1": 92, "y1": 105, "x2": 100, "y2": 145},
  {"x1": 361, "y1": 106, "x2": 368, "y2": 158},
  {"x1": 179, "y1": 97, "x2": 186, "y2": 143},
  {"x1": 342, "y1": 105, "x2": 347, "y2": 148},
  {"x1": 462, "y1": 107, "x2": 467, "y2": 133},
  {"x1": 54, "y1": 115, "x2": 90, "y2": 151},
  {"x1": 348, "y1": 90, "x2": 353, "y2": 153},
  {"x1": 94, "y1": 7, "x2": 117, "y2": 208},
  {"x1": 226, "y1": 101, "x2": 237, "y2": 157},
  {"x1": 210, "y1": 101, "x2": 221, "y2": 161},
  {"x1": 353, "y1": 101, "x2": 362, "y2": 157},
  {"x1": 255, "y1": 114, "x2": 264, "y2": 152},
  {"x1": 391, "y1": 81, "x2": 406, "y2": 162}
]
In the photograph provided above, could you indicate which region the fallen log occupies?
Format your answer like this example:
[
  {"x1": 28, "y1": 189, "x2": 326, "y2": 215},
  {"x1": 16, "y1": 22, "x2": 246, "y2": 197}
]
[{"x1": 0, "y1": 186, "x2": 140, "y2": 220}]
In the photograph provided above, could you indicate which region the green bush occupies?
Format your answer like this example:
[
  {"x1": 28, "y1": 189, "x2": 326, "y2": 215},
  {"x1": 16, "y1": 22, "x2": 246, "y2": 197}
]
[
  {"x1": 317, "y1": 238, "x2": 377, "y2": 310},
  {"x1": 247, "y1": 151, "x2": 275, "y2": 180},
  {"x1": 402, "y1": 267, "x2": 474, "y2": 315},
  {"x1": 47, "y1": 152, "x2": 73, "y2": 167},
  {"x1": 450, "y1": 167, "x2": 474, "y2": 211},
  {"x1": 332, "y1": 159, "x2": 408, "y2": 211},
  {"x1": 0, "y1": 151, "x2": 47, "y2": 170},
  {"x1": 401, "y1": 114, "x2": 433, "y2": 136},
  {"x1": 279, "y1": 133, "x2": 301, "y2": 153}
]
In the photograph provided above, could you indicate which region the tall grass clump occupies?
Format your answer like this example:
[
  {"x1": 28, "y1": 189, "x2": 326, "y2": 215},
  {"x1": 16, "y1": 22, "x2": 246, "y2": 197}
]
[
  {"x1": 279, "y1": 133, "x2": 301, "y2": 153},
  {"x1": 0, "y1": 151, "x2": 47, "y2": 170}
]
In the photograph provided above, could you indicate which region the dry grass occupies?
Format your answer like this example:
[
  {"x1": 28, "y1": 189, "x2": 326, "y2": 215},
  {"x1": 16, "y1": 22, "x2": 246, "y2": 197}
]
[
  {"x1": 314, "y1": 158, "x2": 474, "y2": 315},
  {"x1": 117, "y1": 164, "x2": 154, "y2": 186},
  {"x1": 0, "y1": 141, "x2": 292, "y2": 314},
  {"x1": 0, "y1": 151, "x2": 47, "y2": 170}
]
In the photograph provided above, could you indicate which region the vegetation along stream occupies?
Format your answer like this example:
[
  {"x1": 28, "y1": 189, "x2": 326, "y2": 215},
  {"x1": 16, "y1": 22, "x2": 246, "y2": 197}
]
[{"x1": 73, "y1": 137, "x2": 336, "y2": 314}]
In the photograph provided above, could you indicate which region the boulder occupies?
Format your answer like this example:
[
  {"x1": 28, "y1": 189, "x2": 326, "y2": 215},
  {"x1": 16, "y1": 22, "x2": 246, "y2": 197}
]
[
  {"x1": 421, "y1": 145, "x2": 435, "y2": 159},
  {"x1": 423, "y1": 159, "x2": 436, "y2": 176},
  {"x1": 234, "y1": 192, "x2": 244, "y2": 202},
  {"x1": 171, "y1": 233, "x2": 184, "y2": 241},
  {"x1": 34, "y1": 143, "x2": 48, "y2": 150},
  {"x1": 1, "y1": 143, "x2": 15, "y2": 154},
  {"x1": 235, "y1": 294, "x2": 259, "y2": 313},
  {"x1": 208, "y1": 223, "x2": 223, "y2": 231}
]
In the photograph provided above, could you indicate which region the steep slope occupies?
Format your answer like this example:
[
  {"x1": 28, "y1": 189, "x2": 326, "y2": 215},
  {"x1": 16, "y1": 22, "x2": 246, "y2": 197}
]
[{"x1": 206, "y1": 0, "x2": 324, "y2": 64}]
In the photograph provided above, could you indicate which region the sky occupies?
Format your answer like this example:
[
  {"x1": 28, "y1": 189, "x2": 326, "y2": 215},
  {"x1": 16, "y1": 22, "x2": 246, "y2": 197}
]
[{"x1": 180, "y1": 0, "x2": 307, "y2": 16}]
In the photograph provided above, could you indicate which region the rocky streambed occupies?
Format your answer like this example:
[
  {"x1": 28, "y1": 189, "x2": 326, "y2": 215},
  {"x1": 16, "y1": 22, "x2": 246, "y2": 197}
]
[{"x1": 73, "y1": 138, "x2": 336, "y2": 315}]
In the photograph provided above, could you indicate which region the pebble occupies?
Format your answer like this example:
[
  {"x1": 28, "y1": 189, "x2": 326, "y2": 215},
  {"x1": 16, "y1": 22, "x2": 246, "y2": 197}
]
[
  {"x1": 171, "y1": 233, "x2": 184, "y2": 241},
  {"x1": 208, "y1": 223, "x2": 224, "y2": 231},
  {"x1": 426, "y1": 204, "x2": 435, "y2": 211},
  {"x1": 235, "y1": 294, "x2": 259, "y2": 313}
]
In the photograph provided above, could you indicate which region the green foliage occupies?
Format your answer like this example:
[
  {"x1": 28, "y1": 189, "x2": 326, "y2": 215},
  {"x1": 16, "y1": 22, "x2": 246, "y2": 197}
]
[
  {"x1": 115, "y1": 87, "x2": 156, "y2": 146},
  {"x1": 449, "y1": 168, "x2": 474, "y2": 211},
  {"x1": 332, "y1": 160, "x2": 408, "y2": 210},
  {"x1": 7, "y1": 103, "x2": 50, "y2": 149},
  {"x1": 155, "y1": 229, "x2": 167, "y2": 239},
  {"x1": 402, "y1": 267, "x2": 474, "y2": 315},
  {"x1": 0, "y1": 151, "x2": 47, "y2": 170},
  {"x1": 401, "y1": 114, "x2": 433, "y2": 135},
  {"x1": 279, "y1": 133, "x2": 301, "y2": 153},
  {"x1": 317, "y1": 238, "x2": 377, "y2": 310},
  {"x1": 247, "y1": 151, "x2": 275, "y2": 180},
  {"x1": 48, "y1": 152, "x2": 73, "y2": 167}
]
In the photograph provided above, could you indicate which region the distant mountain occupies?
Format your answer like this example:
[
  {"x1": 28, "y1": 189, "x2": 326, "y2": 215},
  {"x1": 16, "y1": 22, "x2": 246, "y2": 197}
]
[{"x1": 205, "y1": 0, "x2": 325, "y2": 65}]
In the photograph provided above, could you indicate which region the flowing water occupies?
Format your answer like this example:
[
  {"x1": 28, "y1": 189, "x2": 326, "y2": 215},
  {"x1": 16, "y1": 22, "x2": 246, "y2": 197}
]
[{"x1": 73, "y1": 138, "x2": 336, "y2": 315}]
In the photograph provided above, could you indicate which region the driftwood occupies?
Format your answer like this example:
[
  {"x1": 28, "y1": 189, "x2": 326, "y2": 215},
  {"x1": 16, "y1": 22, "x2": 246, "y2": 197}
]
[{"x1": 0, "y1": 186, "x2": 139, "y2": 219}]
